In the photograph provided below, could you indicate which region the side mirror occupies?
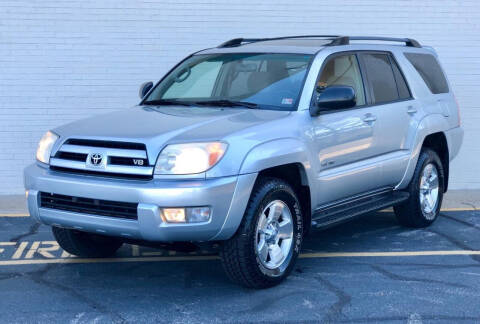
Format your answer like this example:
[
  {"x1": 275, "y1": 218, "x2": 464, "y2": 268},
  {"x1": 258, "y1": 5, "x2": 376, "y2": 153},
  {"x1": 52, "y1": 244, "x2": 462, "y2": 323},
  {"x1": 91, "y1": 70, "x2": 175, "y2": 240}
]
[
  {"x1": 139, "y1": 81, "x2": 154, "y2": 99},
  {"x1": 310, "y1": 85, "x2": 356, "y2": 116}
]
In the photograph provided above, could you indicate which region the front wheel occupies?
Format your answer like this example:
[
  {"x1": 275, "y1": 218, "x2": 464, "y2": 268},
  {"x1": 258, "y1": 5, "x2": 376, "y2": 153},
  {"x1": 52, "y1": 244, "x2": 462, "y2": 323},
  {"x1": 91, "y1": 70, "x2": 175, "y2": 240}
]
[
  {"x1": 220, "y1": 177, "x2": 303, "y2": 289},
  {"x1": 394, "y1": 149, "x2": 445, "y2": 228}
]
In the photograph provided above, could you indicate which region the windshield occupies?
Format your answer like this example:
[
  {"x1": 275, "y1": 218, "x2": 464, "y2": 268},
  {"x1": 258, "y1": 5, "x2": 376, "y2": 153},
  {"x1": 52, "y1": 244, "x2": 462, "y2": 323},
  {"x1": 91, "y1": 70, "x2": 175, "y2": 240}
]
[{"x1": 143, "y1": 53, "x2": 312, "y2": 111}]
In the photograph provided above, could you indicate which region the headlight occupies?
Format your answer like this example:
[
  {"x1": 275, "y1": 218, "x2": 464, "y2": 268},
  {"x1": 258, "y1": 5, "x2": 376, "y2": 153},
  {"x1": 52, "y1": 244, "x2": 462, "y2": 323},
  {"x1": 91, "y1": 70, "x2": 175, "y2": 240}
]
[
  {"x1": 155, "y1": 142, "x2": 227, "y2": 175},
  {"x1": 36, "y1": 131, "x2": 59, "y2": 164}
]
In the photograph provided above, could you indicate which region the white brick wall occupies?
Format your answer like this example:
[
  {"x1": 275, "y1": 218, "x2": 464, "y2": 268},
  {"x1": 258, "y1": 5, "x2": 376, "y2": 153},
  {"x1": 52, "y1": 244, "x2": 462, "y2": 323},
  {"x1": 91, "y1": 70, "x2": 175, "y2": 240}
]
[{"x1": 1, "y1": 0, "x2": 479, "y2": 194}]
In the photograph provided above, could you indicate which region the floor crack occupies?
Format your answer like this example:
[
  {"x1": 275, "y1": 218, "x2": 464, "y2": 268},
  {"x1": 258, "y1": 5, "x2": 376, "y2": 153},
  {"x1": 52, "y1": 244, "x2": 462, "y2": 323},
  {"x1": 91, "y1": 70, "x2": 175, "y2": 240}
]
[
  {"x1": 426, "y1": 228, "x2": 480, "y2": 263},
  {"x1": 461, "y1": 202, "x2": 477, "y2": 211},
  {"x1": 370, "y1": 264, "x2": 468, "y2": 289},
  {"x1": 440, "y1": 212, "x2": 480, "y2": 230},
  {"x1": 9, "y1": 222, "x2": 40, "y2": 246},
  {"x1": 27, "y1": 264, "x2": 127, "y2": 323},
  {"x1": 314, "y1": 275, "x2": 351, "y2": 323}
]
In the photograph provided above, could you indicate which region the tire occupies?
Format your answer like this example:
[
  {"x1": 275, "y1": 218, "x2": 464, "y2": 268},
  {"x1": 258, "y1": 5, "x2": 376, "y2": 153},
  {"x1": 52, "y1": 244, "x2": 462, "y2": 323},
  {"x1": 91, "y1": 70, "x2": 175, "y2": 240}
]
[
  {"x1": 394, "y1": 148, "x2": 445, "y2": 228},
  {"x1": 52, "y1": 227, "x2": 123, "y2": 258},
  {"x1": 220, "y1": 177, "x2": 303, "y2": 289}
]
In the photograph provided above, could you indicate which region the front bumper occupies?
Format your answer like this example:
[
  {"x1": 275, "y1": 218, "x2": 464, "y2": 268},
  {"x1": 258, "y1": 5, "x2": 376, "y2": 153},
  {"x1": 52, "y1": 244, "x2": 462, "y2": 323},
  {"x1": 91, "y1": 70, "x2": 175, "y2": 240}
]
[{"x1": 24, "y1": 164, "x2": 256, "y2": 242}]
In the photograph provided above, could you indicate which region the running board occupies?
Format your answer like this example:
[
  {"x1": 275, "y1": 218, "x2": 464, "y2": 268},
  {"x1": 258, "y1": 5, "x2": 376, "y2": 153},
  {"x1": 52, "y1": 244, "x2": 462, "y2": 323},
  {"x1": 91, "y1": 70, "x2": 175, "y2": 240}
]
[{"x1": 312, "y1": 191, "x2": 410, "y2": 229}]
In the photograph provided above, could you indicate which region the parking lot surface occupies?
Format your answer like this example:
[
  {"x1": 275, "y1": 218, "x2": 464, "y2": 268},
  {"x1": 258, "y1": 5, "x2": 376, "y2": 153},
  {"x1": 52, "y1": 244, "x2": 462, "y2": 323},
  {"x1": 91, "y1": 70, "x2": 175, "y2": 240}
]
[{"x1": 1, "y1": 206, "x2": 480, "y2": 323}]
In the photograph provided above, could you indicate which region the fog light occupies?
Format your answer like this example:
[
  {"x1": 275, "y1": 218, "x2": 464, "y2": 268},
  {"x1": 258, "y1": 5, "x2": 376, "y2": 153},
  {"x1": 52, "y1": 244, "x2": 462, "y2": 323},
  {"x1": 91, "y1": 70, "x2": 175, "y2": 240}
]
[
  {"x1": 162, "y1": 208, "x2": 186, "y2": 223},
  {"x1": 161, "y1": 207, "x2": 211, "y2": 223},
  {"x1": 186, "y1": 207, "x2": 211, "y2": 223}
]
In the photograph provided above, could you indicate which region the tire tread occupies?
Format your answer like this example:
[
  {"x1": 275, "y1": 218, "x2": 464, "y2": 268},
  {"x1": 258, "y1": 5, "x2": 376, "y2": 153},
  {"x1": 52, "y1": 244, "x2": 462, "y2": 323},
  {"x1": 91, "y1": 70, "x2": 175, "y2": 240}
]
[
  {"x1": 394, "y1": 148, "x2": 444, "y2": 228},
  {"x1": 220, "y1": 177, "x2": 302, "y2": 288}
]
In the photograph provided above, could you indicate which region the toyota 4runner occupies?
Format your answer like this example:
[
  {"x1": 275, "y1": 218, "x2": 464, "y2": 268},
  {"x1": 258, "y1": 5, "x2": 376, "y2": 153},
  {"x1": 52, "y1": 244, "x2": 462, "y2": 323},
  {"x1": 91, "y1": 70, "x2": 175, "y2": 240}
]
[{"x1": 24, "y1": 35, "x2": 463, "y2": 288}]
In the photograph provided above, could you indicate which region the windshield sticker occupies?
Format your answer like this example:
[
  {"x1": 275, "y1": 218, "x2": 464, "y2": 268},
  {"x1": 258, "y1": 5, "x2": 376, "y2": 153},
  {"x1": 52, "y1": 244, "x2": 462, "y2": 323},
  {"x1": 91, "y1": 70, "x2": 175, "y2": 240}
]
[{"x1": 281, "y1": 98, "x2": 293, "y2": 105}]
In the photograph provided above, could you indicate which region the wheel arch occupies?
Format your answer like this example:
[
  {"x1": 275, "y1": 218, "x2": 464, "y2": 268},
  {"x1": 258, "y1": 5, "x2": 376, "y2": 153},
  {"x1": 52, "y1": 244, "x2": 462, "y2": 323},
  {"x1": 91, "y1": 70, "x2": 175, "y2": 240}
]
[
  {"x1": 396, "y1": 114, "x2": 450, "y2": 191},
  {"x1": 256, "y1": 163, "x2": 312, "y2": 235},
  {"x1": 239, "y1": 138, "x2": 315, "y2": 235}
]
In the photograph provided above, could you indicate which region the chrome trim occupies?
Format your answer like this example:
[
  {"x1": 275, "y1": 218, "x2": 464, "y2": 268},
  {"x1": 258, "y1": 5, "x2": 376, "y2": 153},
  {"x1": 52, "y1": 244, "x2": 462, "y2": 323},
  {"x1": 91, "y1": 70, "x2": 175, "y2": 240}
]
[
  {"x1": 50, "y1": 158, "x2": 154, "y2": 176},
  {"x1": 419, "y1": 163, "x2": 439, "y2": 218},
  {"x1": 255, "y1": 200, "x2": 294, "y2": 275},
  {"x1": 59, "y1": 144, "x2": 147, "y2": 159},
  {"x1": 53, "y1": 139, "x2": 152, "y2": 177}
]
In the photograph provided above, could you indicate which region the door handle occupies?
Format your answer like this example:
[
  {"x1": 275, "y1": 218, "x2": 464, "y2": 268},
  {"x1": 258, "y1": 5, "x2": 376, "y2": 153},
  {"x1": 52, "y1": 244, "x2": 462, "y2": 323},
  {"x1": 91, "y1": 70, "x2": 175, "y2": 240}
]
[
  {"x1": 407, "y1": 105, "x2": 417, "y2": 114},
  {"x1": 363, "y1": 114, "x2": 377, "y2": 123}
]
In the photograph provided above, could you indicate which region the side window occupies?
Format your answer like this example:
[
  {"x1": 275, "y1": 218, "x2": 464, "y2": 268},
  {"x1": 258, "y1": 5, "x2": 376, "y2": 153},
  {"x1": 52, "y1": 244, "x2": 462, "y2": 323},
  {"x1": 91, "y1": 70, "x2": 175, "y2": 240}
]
[
  {"x1": 390, "y1": 57, "x2": 411, "y2": 100},
  {"x1": 317, "y1": 54, "x2": 365, "y2": 106},
  {"x1": 361, "y1": 53, "x2": 399, "y2": 104},
  {"x1": 405, "y1": 53, "x2": 449, "y2": 94}
]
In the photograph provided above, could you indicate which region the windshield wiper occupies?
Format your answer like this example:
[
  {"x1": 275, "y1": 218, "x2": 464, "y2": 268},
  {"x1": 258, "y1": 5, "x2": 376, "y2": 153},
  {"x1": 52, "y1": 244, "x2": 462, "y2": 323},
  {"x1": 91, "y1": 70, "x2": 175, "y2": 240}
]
[
  {"x1": 194, "y1": 100, "x2": 258, "y2": 109},
  {"x1": 142, "y1": 99, "x2": 196, "y2": 107}
]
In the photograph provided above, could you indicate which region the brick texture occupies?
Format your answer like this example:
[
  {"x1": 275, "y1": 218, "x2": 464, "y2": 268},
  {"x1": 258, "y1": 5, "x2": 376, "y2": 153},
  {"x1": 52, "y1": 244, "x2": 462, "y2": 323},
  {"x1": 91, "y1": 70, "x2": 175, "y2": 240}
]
[{"x1": 1, "y1": 0, "x2": 479, "y2": 193}]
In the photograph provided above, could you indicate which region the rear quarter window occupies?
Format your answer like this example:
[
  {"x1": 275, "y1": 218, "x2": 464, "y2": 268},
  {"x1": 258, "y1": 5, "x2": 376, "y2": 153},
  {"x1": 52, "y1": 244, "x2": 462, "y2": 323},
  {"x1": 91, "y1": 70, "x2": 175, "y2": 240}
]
[{"x1": 404, "y1": 53, "x2": 449, "y2": 94}]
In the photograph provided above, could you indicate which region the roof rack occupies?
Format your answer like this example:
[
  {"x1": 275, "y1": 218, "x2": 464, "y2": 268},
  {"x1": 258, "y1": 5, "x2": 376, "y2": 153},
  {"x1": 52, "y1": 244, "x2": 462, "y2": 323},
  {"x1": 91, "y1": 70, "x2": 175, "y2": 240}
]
[
  {"x1": 217, "y1": 35, "x2": 341, "y2": 48},
  {"x1": 217, "y1": 35, "x2": 421, "y2": 48},
  {"x1": 333, "y1": 36, "x2": 421, "y2": 48}
]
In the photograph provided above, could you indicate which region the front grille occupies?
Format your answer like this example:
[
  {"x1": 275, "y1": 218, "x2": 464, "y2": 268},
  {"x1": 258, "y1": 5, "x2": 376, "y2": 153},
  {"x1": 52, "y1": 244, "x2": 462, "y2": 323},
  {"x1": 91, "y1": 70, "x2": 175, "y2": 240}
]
[
  {"x1": 50, "y1": 138, "x2": 153, "y2": 180},
  {"x1": 65, "y1": 139, "x2": 146, "y2": 150},
  {"x1": 55, "y1": 151, "x2": 88, "y2": 162},
  {"x1": 50, "y1": 166, "x2": 152, "y2": 180},
  {"x1": 40, "y1": 192, "x2": 138, "y2": 220}
]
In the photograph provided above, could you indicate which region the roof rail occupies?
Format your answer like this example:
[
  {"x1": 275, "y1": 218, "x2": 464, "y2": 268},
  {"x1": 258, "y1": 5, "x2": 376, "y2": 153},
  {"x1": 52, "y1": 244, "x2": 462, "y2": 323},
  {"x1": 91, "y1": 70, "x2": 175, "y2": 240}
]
[
  {"x1": 217, "y1": 35, "x2": 421, "y2": 48},
  {"x1": 334, "y1": 36, "x2": 421, "y2": 48},
  {"x1": 217, "y1": 35, "x2": 341, "y2": 48}
]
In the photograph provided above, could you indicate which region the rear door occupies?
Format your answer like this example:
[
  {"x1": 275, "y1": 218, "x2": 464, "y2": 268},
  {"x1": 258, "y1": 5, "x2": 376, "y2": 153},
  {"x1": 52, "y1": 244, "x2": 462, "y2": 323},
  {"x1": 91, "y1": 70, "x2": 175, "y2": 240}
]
[{"x1": 358, "y1": 52, "x2": 416, "y2": 187}]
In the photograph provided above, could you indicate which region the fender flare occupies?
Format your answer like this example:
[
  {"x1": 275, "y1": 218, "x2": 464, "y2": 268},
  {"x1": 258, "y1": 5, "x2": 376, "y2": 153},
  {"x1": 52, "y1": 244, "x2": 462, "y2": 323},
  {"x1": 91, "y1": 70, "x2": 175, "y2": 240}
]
[
  {"x1": 396, "y1": 113, "x2": 450, "y2": 190},
  {"x1": 240, "y1": 138, "x2": 314, "y2": 179},
  {"x1": 239, "y1": 138, "x2": 317, "y2": 205},
  {"x1": 212, "y1": 138, "x2": 317, "y2": 241}
]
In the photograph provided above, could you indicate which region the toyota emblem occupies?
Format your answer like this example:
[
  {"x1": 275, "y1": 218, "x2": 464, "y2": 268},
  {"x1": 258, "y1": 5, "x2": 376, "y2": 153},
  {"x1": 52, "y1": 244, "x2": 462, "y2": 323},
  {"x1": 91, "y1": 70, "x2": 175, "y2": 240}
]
[{"x1": 90, "y1": 153, "x2": 103, "y2": 166}]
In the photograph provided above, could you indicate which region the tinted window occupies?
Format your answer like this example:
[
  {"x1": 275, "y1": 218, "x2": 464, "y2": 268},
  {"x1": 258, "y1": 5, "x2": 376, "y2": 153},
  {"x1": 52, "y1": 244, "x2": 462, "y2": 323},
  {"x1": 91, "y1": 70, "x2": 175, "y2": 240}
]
[
  {"x1": 405, "y1": 53, "x2": 448, "y2": 94},
  {"x1": 362, "y1": 53, "x2": 399, "y2": 104},
  {"x1": 317, "y1": 54, "x2": 365, "y2": 106},
  {"x1": 390, "y1": 57, "x2": 411, "y2": 99}
]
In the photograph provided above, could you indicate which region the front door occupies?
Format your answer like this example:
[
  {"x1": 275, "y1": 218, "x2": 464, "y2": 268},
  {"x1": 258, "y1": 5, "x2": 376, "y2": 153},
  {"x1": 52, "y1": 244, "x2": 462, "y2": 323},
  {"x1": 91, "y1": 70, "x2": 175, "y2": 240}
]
[{"x1": 309, "y1": 53, "x2": 384, "y2": 206}]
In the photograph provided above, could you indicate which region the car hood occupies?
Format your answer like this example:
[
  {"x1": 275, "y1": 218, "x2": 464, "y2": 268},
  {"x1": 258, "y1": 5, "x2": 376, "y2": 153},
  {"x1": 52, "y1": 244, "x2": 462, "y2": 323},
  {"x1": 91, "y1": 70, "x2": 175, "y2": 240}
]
[{"x1": 53, "y1": 105, "x2": 290, "y2": 163}]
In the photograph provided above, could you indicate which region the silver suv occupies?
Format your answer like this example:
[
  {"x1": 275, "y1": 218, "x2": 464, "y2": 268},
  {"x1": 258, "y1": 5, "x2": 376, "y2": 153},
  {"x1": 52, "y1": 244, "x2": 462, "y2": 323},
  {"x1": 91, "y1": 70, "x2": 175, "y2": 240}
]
[{"x1": 24, "y1": 36, "x2": 463, "y2": 288}]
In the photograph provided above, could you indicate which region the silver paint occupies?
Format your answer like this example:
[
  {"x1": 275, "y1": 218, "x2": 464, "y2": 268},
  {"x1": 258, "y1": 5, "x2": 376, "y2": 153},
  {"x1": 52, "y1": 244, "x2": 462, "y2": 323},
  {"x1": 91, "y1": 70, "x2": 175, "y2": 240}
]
[{"x1": 24, "y1": 42, "x2": 463, "y2": 242}]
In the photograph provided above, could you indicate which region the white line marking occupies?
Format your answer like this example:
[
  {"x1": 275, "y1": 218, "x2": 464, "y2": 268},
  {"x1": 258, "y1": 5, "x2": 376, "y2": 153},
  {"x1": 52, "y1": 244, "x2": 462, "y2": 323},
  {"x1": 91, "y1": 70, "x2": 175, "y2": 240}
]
[
  {"x1": 460, "y1": 272, "x2": 480, "y2": 277},
  {"x1": 0, "y1": 213, "x2": 30, "y2": 217}
]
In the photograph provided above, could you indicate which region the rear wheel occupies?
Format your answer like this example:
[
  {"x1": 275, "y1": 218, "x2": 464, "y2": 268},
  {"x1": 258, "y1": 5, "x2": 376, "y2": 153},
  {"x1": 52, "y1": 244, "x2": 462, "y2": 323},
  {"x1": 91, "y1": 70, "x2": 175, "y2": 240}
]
[
  {"x1": 394, "y1": 149, "x2": 445, "y2": 228},
  {"x1": 52, "y1": 227, "x2": 123, "y2": 258},
  {"x1": 220, "y1": 177, "x2": 303, "y2": 289}
]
